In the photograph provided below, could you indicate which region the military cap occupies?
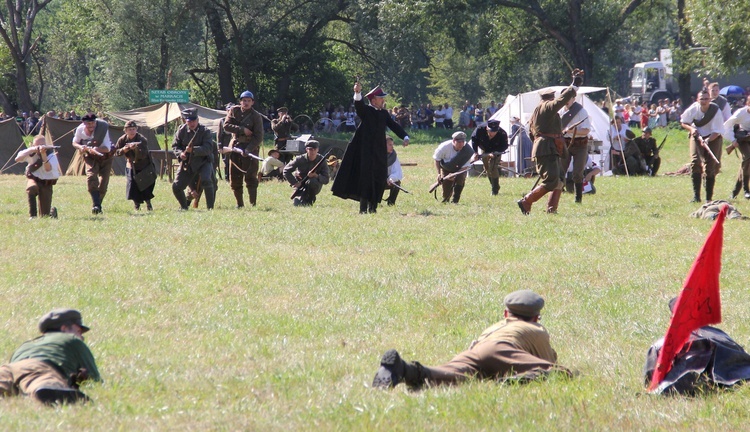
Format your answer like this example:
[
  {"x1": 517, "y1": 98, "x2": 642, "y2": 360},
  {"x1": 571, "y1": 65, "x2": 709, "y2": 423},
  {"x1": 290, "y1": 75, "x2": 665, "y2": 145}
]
[
  {"x1": 504, "y1": 290, "x2": 544, "y2": 318},
  {"x1": 181, "y1": 108, "x2": 198, "y2": 121},
  {"x1": 81, "y1": 113, "x2": 97, "y2": 122},
  {"x1": 38, "y1": 308, "x2": 90, "y2": 334},
  {"x1": 642, "y1": 126, "x2": 653, "y2": 134},
  {"x1": 124, "y1": 120, "x2": 138, "y2": 128},
  {"x1": 239, "y1": 90, "x2": 254, "y2": 100},
  {"x1": 539, "y1": 89, "x2": 556, "y2": 100},
  {"x1": 305, "y1": 140, "x2": 320, "y2": 149},
  {"x1": 452, "y1": 131, "x2": 467, "y2": 141},
  {"x1": 277, "y1": 107, "x2": 288, "y2": 113},
  {"x1": 365, "y1": 86, "x2": 388, "y2": 100},
  {"x1": 487, "y1": 119, "x2": 501, "y2": 131}
]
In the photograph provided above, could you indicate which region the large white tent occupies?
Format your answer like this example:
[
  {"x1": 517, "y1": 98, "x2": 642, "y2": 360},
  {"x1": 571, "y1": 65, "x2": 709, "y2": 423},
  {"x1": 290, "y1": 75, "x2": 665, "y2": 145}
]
[{"x1": 489, "y1": 86, "x2": 612, "y2": 173}]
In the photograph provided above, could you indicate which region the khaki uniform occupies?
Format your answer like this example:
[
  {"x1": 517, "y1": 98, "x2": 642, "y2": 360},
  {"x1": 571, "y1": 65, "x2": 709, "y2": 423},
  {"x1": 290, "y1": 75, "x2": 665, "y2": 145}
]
[
  {"x1": 529, "y1": 87, "x2": 577, "y2": 191},
  {"x1": 223, "y1": 106, "x2": 264, "y2": 206},
  {"x1": 427, "y1": 317, "x2": 563, "y2": 383}
]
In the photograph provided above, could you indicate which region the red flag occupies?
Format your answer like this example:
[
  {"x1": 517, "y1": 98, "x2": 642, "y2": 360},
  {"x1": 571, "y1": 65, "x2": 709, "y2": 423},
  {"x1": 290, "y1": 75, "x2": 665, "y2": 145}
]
[{"x1": 648, "y1": 204, "x2": 728, "y2": 392}]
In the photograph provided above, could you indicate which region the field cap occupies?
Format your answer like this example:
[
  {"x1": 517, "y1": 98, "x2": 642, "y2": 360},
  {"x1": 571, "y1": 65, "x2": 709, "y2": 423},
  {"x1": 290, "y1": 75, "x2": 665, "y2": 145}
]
[
  {"x1": 504, "y1": 290, "x2": 544, "y2": 318},
  {"x1": 81, "y1": 113, "x2": 97, "y2": 122},
  {"x1": 277, "y1": 107, "x2": 288, "y2": 113},
  {"x1": 452, "y1": 131, "x2": 467, "y2": 141},
  {"x1": 239, "y1": 90, "x2": 254, "y2": 100},
  {"x1": 365, "y1": 86, "x2": 387, "y2": 100},
  {"x1": 38, "y1": 308, "x2": 90, "y2": 333},
  {"x1": 305, "y1": 140, "x2": 319, "y2": 149},
  {"x1": 487, "y1": 120, "x2": 500, "y2": 131},
  {"x1": 124, "y1": 120, "x2": 138, "y2": 128},
  {"x1": 539, "y1": 89, "x2": 556, "y2": 100},
  {"x1": 643, "y1": 126, "x2": 652, "y2": 133},
  {"x1": 181, "y1": 108, "x2": 198, "y2": 121}
]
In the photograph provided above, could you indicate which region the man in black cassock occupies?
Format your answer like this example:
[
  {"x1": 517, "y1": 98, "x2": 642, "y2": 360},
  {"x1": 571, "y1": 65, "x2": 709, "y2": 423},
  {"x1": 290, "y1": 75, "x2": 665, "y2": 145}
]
[{"x1": 331, "y1": 82, "x2": 409, "y2": 213}]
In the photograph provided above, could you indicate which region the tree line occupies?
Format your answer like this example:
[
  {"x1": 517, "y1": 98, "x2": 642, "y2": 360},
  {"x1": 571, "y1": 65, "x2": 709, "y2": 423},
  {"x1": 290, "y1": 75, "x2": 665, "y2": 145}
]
[{"x1": 0, "y1": 0, "x2": 747, "y2": 118}]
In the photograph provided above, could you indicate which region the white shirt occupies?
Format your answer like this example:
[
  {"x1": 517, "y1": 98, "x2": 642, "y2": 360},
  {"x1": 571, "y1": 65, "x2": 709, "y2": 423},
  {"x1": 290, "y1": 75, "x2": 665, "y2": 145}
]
[
  {"x1": 387, "y1": 153, "x2": 403, "y2": 182},
  {"x1": 72, "y1": 122, "x2": 112, "y2": 150},
  {"x1": 723, "y1": 107, "x2": 750, "y2": 142},
  {"x1": 434, "y1": 108, "x2": 445, "y2": 124},
  {"x1": 261, "y1": 156, "x2": 285, "y2": 175},
  {"x1": 680, "y1": 102, "x2": 725, "y2": 137},
  {"x1": 609, "y1": 124, "x2": 630, "y2": 151},
  {"x1": 16, "y1": 148, "x2": 60, "y2": 180},
  {"x1": 560, "y1": 106, "x2": 591, "y2": 138},
  {"x1": 433, "y1": 140, "x2": 473, "y2": 168}
]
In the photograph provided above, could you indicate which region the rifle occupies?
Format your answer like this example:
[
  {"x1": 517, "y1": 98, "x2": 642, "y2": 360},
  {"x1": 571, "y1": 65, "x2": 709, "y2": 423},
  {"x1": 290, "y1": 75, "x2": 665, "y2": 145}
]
[
  {"x1": 227, "y1": 146, "x2": 264, "y2": 161},
  {"x1": 82, "y1": 146, "x2": 104, "y2": 157},
  {"x1": 655, "y1": 132, "x2": 668, "y2": 156},
  {"x1": 389, "y1": 181, "x2": 411, "y2": 194},
  {"x1": 428, "y1": 167, "x2": 471, "y2": 196},
  {"x1": 698, "y1": 134, "x2": 720, "y2": 165},
  {"x1": 181, "y1": 130, "x2": 199, "y2": 171},
  {"x1": 290, "y1": 149, "x2": 332, "y2": 200}
]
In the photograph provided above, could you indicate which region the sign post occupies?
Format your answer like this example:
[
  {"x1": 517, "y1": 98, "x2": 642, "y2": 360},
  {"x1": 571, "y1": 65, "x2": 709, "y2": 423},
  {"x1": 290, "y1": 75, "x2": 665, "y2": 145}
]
[{"x1": 149, "y1": 89, "x2": 190, "y2": 181}]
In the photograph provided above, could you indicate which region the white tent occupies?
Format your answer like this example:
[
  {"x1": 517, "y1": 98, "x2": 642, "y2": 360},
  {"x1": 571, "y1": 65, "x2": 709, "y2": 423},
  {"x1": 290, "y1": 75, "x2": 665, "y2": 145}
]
[
  {"x1": 107, "y1": 102, "x2": 226, "y2": 134},
  {"x1": 489, "y1": 86, "x2": 611, "y2": 173}
]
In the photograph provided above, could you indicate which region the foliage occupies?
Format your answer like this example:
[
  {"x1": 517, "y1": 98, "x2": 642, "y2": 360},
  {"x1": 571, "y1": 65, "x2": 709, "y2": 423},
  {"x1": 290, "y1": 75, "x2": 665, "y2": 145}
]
[{"x1": 686, "y1": 0, "x2": 750, "y2": 75}]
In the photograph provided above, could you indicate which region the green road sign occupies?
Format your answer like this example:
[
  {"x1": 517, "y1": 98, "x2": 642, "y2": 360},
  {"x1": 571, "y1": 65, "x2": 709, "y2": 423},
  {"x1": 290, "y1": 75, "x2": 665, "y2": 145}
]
[{"x1": 149, "y1": 90, "x2": 189, "y2": 103}]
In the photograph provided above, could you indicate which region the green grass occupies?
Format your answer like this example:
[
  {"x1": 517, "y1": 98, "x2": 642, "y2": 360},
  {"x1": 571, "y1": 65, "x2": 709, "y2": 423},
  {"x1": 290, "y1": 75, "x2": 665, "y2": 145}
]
[{"x1": 2, "y1": 128, "x2": 750, "y2": 430}]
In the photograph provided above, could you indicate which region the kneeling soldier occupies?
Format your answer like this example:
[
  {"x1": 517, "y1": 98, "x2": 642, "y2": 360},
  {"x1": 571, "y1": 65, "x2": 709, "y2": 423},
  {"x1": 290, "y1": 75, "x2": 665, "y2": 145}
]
[{"x1": 284, "y1": 140, "x2": 330, "y2": 206}]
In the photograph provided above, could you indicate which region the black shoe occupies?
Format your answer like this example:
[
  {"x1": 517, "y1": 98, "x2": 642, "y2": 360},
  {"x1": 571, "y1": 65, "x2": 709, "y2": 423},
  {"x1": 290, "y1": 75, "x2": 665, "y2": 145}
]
[
  {"x1": 35, "y1": 387, "x2": 89, "y2": 405},
  {"x1": 134, "y1": 203, "x2": 141, "y2": 211},
  {"x1": 372, "y1": 349, "x2": 406, "y2": 388},
  {"x1": 146, "y1": 202, "x2": 153, "y2": 211},
  {"x1": 50, "y1": 207, "x2": 58, "y2": 219},
  {"x1": 92, "y1": 206, "x2": 102, "y2": 215}
]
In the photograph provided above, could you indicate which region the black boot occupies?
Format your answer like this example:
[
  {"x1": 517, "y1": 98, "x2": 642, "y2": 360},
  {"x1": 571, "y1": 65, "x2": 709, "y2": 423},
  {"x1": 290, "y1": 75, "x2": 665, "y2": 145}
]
[
  {"x1": 204, "y1": 185, "x2": 216, "y2": 210},
  {"x1": 489, "y1": 177, "x2": 500, "y2": 195},
  {"x1": 35, "y1": 387, "x2": 90, "y2": 405},
  {"x1": 146, "y1": 200, "x2": 153, "y2": 211},
  {"x1": 372, "y1": 349, "x2": 430, "y2": 389},
  {"x1": 233, "y1": 188, "x2": 244, "y2": 208},
  {"x1": 705, "y1": 176, "x2": 715, "y2": 202},
  {"x1": 732, "y1": 180, "x2": 742, "y2": 199},
  {"x1": 368, "y1": 200, "x2": 378, "y2": 213},
  {"x1": 172, "y1": 184, "x2": 189, "y2": 210},
  {"x1": 28, "y1": 194, "x2": 38, "y2": 218},
  {"x1": 691, "y1": 173, "x2": 702, "y2": 203},
  {"x1": 90, "y1": 191, "x2": 102, "y2": 214},
  {"x1": 574, "y1": 182, "x2": 583, "y2": 203},
  {"x1": 451, "y1": 184, "x2": 465, "y2": 203},
  {"x1": 386, "y1": 188, "x2": 400, "y2": 206},
  {"x1": 359, "y1": 198, "x2": 368, "y2": 214}
]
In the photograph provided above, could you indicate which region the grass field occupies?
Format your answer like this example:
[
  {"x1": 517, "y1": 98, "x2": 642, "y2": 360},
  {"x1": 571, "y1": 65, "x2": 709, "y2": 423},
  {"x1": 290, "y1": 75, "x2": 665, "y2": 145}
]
[{"x1": 2, "y1": 127, "x2": 750, "y2": 431}]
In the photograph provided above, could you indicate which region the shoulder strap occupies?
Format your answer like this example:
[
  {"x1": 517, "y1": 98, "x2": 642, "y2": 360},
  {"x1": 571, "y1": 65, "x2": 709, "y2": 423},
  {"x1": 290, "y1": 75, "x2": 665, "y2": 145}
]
[
  {"x1": 692, "y1": 103, "x2": 719, "y2": 127},
  {"x1": 560, "y1": 102, "x2": 583, "y2": 128}
]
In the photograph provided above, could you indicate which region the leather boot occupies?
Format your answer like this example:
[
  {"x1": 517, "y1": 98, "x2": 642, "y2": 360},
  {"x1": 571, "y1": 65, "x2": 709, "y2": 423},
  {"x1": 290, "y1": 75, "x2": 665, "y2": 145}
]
[
  {"x1": 705, "y1": 176, "x2": 715, "y2": 202},
  {"x1": 372, "y1": 349, "x2": 430, "y2": 389},
  {"x1": 248, "y1": 187, "x2": 257, "y2": 206},
  {"x1": 574, "y1": 182, "x2": 583, "y2": 203},
  {"x1": 546, "y1": 188, "x2": 562, "y2": 213},
  {"x1": 28, "y1": 194, "x2": 38, "y2": 218},
  {"x1": 691, "y1": 173, "x2": 702, "y2": 202},
  {"x1": 517, "y1": 186, "x2": 549, "y2": 215},
  {"x1": 489, "y1": 177, "x2": 500, "y2": 195},
  {"x1": 173, "y1": 184, "x2": 189, "y2": 210},
  {"x1": 204, "y1": 184, "x2": 216, "y2": 210},
  {"x1": 451, "y1": 184, "x2": 465, "y2": 203},
  {"x1": 732, "y1": 180, "x2": 742, "y2": 199},
  {"x1": 233, "y1": 188, "x2": 244, "y2": 208}
]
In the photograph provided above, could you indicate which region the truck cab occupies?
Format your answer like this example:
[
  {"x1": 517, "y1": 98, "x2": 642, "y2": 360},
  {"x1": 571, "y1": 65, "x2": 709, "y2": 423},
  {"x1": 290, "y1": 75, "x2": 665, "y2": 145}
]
[{"x1": 630, "y1": 61, "x2": 674, "y2": 104}]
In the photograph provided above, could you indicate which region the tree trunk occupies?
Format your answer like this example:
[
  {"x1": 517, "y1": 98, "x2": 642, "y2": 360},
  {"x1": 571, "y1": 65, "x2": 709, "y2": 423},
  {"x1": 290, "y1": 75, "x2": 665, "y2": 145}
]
[
  {"x1": 205, "y1": 4, "x2": 234, "y2": 105},
  {"x1": 676, "y1": 0, "x2": 693, "y2": 108},
  {"x1": 14, "y1": 60, "x2": 34, "y2": 113}
]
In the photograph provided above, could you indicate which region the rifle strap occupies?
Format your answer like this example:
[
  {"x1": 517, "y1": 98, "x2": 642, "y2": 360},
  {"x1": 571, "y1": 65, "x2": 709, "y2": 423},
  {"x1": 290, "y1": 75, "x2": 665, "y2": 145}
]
[
  {"x1": 560, "y1": 102, "x2": 583, "y2": 129},
  {"x1": 692, "y1": 103, "x2": 719, "y2": 127}
]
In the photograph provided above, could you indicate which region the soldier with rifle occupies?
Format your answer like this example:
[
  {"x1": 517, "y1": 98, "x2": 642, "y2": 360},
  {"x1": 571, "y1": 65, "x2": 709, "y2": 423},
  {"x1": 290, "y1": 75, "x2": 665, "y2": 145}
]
[
  {"x1": 680, "y1": 88, "x2": 725, "y2": 202},
  {"x1": 283, "y1": 140, "x2": 329, "y2": 207},
  {"x1": 271, "y1": 107, "x2": 299, "y2": 163},
  {"x1": 517, "y1": 69, "x2": 584, "y2": 215},
  {"x1": 71, "y1": 113, "x2": 114, "y2": 215},
  {"x1": 724, "y1": 95, "x2": 750, "y2": 199},
  {"x1": 633, "y1": 126, "x2": 661, "y2": 176},
  {"x1": 470, "y1": 119, "x2": 508, "y2": 196},
  {"x1": 15, "y1": 135, "x2": 60, "y2": 219},
  {"x1": 384, "y1": 136, "x2": 406, "y2": 206},
  {"x1": 221, "y1": 90, "x2": 264, "y2": 208},
  {"x1": 0, "y1": 309, "x2": 101, "y2": 405},
  {"x1": 432, "y1": 131, "x2": 474, "y2": 204},
  {"x1": 172, "y1": 108, "x2": 216, "y2": 210}
]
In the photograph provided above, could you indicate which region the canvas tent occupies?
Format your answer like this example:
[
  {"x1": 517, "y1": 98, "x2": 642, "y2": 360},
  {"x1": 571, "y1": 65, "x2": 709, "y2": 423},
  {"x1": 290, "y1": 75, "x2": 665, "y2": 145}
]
[
  {"x1": 489, "y1": 86, "x2": 612, "y2": 173},
  {"x1": 108, "y1": 102, "x2": 226, "y2": 137},
  {"x1": 0, "y1": 118, "x2": 28, "y2": 174},
  {"x1": 42, "y1": 116, "x2": 160, "y2": 175}
]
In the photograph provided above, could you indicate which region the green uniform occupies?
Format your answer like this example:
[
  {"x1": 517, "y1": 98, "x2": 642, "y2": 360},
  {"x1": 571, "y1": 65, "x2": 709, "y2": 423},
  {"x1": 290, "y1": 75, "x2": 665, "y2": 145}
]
[{"x1": 11, "y1": 332, "x2": 100, "y2": 382}]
